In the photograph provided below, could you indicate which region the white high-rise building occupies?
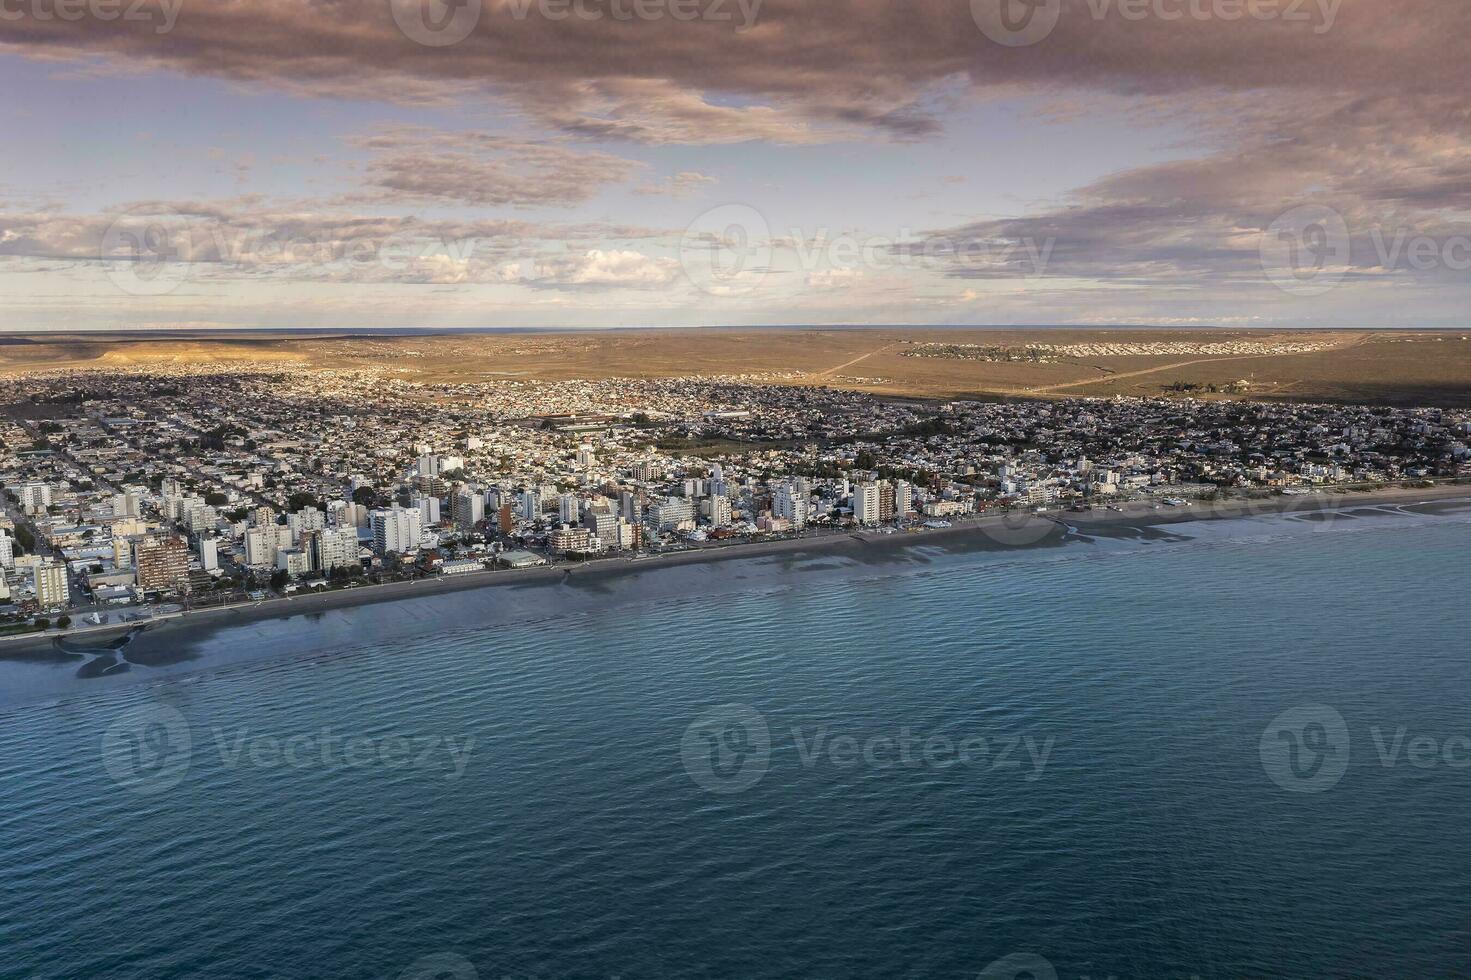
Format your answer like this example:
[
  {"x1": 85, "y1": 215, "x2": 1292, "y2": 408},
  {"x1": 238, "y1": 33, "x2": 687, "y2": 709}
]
[
  {"x1": 648, "y1": 496, "x2": 695, "y2": 532},
  {"x1": 773, "y1": 482, "x2": 807, "y2": 529},
  {"x1": 20, "y1": 482, "x2": 51, "y2": 514},
  {"x1": 244, "y1": 524, "x2": 293, "y2": 566},
  {"x1": 519, "y1": 489, "x2": 542, "y2": 521},
  {"x1": 558, "y1": 493, "x2": 580, "y2": 525},
  {"x1": 453, "y1": 489, "x2": 485, "y2": 532},
  {"x1": 314, "y1": 526, "x2": 362, "y2": 571},
  {"x1": 0, "y1": 529, "x2": 13, "y2": 569},
  {"x1": 413, "y1": 494, "x2": 442, "y2": 526},
  {"x1": 893, "y1": 480, "x2": 913, "y2": 520},
  {"x1": 35, "y1": 560, "x2": 68, "y2": 609},
  {"x1": 111, "y1": 490, "x2": 141, "y2": 518},
  {"x1": 288, "y1": 506, "x2": 326, "y2": 540},
  {"x1": 371, "y1": 506, "x2": 424, "y2": 555},
  {"x1": 853, "y1": 482, "x2": 881, "y2": 525},
  {"x1": 709, "y1": 495, "x2": 733, "y2": 528},
  {"x1": 198, "y1": 536, "x2": 219, "y2": 572}
]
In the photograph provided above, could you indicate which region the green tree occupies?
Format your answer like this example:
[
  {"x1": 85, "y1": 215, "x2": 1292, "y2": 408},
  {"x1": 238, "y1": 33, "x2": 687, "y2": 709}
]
[
  {"x1": 57, "y1": 615, "x2": 72, "y2": 629},
  {"x1": 287, "y1": 491, "x2": 321, "y2": 513}
]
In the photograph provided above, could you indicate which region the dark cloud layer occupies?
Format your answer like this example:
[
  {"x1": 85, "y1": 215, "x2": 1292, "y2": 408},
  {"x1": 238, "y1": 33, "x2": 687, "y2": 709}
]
[{"x1": 3, "y1": 1, "x2": 1465, "y2": 143}]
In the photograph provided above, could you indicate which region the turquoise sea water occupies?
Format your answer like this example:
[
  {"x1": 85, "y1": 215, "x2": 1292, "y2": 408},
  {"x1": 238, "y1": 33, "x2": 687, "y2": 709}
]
[{"x1": 3, "y1": 503, "x2": 1470, "y2": 979}]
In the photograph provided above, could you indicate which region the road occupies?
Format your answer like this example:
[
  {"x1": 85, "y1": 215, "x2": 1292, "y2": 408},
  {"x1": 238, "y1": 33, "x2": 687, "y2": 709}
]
[{"x1": 1021, "y1": 334, "x2": 1375, "y2": 396}]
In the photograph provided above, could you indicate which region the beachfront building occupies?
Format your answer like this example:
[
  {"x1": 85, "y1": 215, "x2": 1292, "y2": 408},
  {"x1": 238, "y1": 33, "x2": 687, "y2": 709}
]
[
  {"x1": 311, "y1": 526, "x2": 362, "y2": 572},
  {"x1": 35, "y1": 560, "x2": 68, "y2": 610},
  {"x1": 135, "y1": 534, "x2": 191, "y2": 594},
  {"x1": 548, "y1": 525, "x2": 593, "y2": 554},
  {"x1": 648, "y1": 496, "x2": 695, "y2": 533},
  {"x1": 583, "y1": 503, "x2": 619, "y2": 544},
  {"x1": 198, "y1": 535, "x2": 219, "y2": 572},
  {"x1": 773, "y1": 482, "x2": 807, "y2": 529},
  {"x1": 894, "y1": 480, "x2": 913, "y2": 521},
  {"x1": 498, "y1": 549, "x2": 547, "y2": 569},
  {"x1": 371, "y1": 505, "x2": 424, "y2": 556},
  {"x1": 276, "y1": 547, "x2": 312, "y2": 578},
  {"x1": 245, "y1": 524, "x2": 293, "y2": 567},
  {"x1": 853, "y1": 482, "x2": 881, "y2": 526}
]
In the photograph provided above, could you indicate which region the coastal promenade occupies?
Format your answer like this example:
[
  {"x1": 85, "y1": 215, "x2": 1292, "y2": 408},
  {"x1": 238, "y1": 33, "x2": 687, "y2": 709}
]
[{"x1": 6, "y1": 481, "x2": 1466, "y2": 657}]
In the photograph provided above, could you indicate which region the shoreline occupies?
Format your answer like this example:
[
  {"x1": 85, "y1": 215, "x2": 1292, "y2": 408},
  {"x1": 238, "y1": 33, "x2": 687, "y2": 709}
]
[{"x1": 4, "y1": 481, "x2": 1468, "y2": 668}]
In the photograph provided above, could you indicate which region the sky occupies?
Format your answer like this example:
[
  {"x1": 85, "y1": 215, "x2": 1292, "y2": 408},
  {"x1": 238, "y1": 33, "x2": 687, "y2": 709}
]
[{"x1": 0, "y1": 0, "x2": 1467, "y2": 331}]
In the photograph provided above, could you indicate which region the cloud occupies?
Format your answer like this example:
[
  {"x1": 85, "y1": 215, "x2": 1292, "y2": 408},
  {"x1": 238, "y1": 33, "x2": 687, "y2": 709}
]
[
  {"x1": 346, "y1": 128, "x2": 644, "y2": 208},
  {"x1": 531, "y1": 249, "x2": 681, "y2": 287},
  {"x1": 634, "y1": 170, "x2": 719, "y2": 197},
  {"x1": 912, "y1": 95, "x2": 1471, "y2": 292},
  {"x1": 5, "y1": 1, "x2": 1459, "y2": 148},
  {"x1": 0, "y1": 199, "x2": 676, "y2": 286}
]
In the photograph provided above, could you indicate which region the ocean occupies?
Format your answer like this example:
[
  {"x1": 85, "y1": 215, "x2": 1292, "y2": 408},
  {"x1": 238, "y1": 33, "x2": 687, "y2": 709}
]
[{"x1": 3, "y1": 501, "x2": 1470, "y2": 979}]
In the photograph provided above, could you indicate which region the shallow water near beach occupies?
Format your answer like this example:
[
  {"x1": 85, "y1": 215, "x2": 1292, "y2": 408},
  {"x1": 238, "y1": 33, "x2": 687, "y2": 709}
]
[{"x1": 3, "y1": 503, "x2": 1471, "y2": 978}]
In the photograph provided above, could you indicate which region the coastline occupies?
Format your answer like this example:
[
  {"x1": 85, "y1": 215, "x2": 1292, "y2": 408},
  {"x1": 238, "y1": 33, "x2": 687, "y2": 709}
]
[{"x1": 3, "y1": 481, "x2": 1468, "y2": 681}]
